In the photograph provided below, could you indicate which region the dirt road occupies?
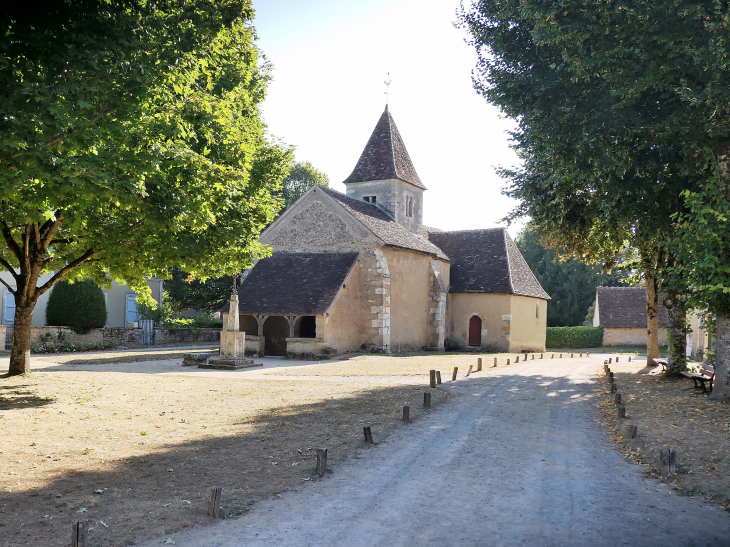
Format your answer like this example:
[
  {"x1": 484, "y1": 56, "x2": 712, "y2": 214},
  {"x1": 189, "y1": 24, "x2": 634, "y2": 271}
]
[{"x1": 136, "y1": 358, "x2": 730, "y2": 547}]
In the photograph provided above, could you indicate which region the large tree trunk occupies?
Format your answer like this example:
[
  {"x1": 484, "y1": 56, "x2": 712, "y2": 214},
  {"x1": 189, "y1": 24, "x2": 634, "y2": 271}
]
[
  {"x1": 663, "y1": 290, "x2": 687, "y2": 376},
  {"x1": 645, "y1": 268, "x2": 660, "y2": 366},
  {"x1": 7, "y1": 303, "x2": 34, "y2": 376},
  {"x1": 712, "y1": 314, "x2": 730, "y2": 401}
]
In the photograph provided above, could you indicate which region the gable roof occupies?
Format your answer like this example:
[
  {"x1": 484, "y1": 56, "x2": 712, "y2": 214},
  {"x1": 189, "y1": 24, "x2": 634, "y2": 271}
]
[
  {"x1": 427, "y1": 228, "x2": 550, "y2": 299},
  {"x1": 222, "y1": 253, "x2": 358, "y2": 315},
  {"x1": 343, "y1": 108, "x2": 426, "y2": 190},
  {"x1": 596, "y1": 286, "x2": 667, "y2": 328},
  {"x1": 319, "y1": 186, "x2": 448, "y2": 260}
]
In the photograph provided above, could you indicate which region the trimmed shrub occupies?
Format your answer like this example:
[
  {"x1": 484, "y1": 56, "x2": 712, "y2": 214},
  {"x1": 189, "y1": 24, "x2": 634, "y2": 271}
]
[
  {"x1": 45, "y1": 279, "x2": 107, "y2": 333},
  {"x1": 546, "y1": 326, "x2": 603, "y2": 348}
]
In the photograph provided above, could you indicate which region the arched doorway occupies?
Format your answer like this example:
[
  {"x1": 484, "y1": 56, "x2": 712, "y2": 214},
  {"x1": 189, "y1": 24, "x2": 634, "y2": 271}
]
[
  {"x1": 468, "y1": 315, "x2": 482, "y2": 347},
  {"x1": 240, "y1": 314, "x2": 259, "y2": 335},
  {"x1": 263, "y1": 316, "x2": 289, "y2": 356}
]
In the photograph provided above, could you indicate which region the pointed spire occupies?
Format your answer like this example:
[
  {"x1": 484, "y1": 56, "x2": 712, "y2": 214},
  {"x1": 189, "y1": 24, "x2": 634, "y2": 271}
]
[{"x1": 343, "y1": 109, "x2": 426, "y2": 190}]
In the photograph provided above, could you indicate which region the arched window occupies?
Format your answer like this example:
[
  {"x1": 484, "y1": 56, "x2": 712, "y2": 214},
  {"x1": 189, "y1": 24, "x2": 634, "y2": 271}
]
[
  {"x1": 468, "y1": 315, "x2": 482, "y2": 346},
  {"x1": 406, "y1": 195, "x2": 413, "y2": 217}
]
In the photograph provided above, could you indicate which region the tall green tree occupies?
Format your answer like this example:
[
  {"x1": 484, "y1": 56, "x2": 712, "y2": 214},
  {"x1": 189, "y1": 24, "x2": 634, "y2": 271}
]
[
  {"x1": 486, "y1": 0, "x2": 730, "y2": 397},
  {"x1": 164, "y1": 267, "x2": 235, "y2": 315},
  {"x1": 279, "y1": 161, "x2": 329, "y2": 211},
  {"x1": 516, "y1": 227, "x2": 627, "y2": 327},
  {"x1": 0, "y1": 1, "x2": 292, "y2": 376},
  {"x1": 459, "y1": 0, "x2": 698, "y2": 372}
]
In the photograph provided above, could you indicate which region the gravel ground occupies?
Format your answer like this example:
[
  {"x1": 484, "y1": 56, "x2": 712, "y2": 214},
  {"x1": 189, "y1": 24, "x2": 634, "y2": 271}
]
[{"x1": 139, "y1": 358, "x2": 730, "y2": 547}]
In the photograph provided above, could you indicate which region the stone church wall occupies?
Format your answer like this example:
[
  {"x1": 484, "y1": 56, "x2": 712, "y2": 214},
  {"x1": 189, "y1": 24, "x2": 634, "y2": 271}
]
[
  {"x1": 508, "y1": 295, "x2": 547, "y2": 352},
  {"x1": 323, "y1": 261, "x2": 365, "y2": 353},
  {"x1": 382, "y1": 247, "x2": 449, "y2": 352},
  {"x1": 345, "y1": 178, "x2": 424, "y2": 234},
  {"x1": 447, "y1": 293, "x2": 512, "y2": 351}
]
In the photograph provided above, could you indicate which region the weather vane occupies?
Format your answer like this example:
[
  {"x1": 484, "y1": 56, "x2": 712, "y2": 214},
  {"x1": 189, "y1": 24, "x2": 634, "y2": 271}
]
[{"x1": 384, "y1": 73, "x2": 392, "y2": 106}]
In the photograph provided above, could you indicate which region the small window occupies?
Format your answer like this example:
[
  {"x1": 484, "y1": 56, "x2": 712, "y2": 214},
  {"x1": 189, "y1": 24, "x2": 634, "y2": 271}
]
[
  {"x1": 536, "y1": 304, "x2": 539, "y2": 319},
  {"x1": 363, "y1": 196, "x2": 377, "y2": 204},
  {"x1": 406, "y1": 195, "x2": 414, "y2": 217}
]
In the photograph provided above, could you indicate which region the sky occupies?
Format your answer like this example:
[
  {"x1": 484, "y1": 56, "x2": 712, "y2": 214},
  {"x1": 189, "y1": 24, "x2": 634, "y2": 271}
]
[{"x1": 251, "y1": 0, "x2": 526, "y2": 237}]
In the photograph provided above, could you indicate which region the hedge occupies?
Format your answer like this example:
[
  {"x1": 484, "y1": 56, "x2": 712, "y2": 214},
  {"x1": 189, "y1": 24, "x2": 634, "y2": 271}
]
[
  {"x1": 45, "y1": 279, "x2": 107, "y2": 333},
  {"x1": 546, "y1": 326, "x2": 603, "y2": 348}
]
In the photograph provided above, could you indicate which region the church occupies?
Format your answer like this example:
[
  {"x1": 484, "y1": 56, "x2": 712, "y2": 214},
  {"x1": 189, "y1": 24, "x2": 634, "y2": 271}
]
[{"x1": 223, "y1": 107, "x2": 550, "y2": 358}]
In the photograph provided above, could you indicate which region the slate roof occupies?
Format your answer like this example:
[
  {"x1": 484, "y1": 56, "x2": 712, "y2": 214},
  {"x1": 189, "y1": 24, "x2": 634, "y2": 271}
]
[
  {"x1": 343, "y1": 108, "x2": 426, "y2": 190},
  {"x1": 596, "y1": 286, "x2": 668, "y2": 328},
  {"x1": 427, "y1": 228, "x2": 551, "y2": 299},
  {"x1": 319, "y1": 186, "x2": 449, "y2": 260},
  {"x1": 221, "y1": 253, "x2": 358, "y2": 315}
]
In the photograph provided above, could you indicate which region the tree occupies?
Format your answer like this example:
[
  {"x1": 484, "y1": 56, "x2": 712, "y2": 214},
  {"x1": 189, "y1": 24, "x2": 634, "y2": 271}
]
[
  {"x1": 45, "y1": 278, "x2": 107, "y2": 332},
  {"x1": 516, "y1": 227, "x2": 627, "y2": 327},
  {"x1": 0, "y1": 1, "x2": 292, "y2": 376},
  {"x1": 458, "y1": 1, "x2": 699, "y2": 372},
  {"x1": 279, "y1": 161, "x2": 329, "y2": 211},
  {"x1": 163, "y1": 267, "x2": 236, "y2": 315}
]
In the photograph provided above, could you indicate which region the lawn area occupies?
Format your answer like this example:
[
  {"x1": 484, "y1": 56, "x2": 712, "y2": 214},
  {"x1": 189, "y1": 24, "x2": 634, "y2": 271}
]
[
  {"x1": 597, "y1": 360, "x2": 730, "y2": 511},
  {"x1": 0, "y1": 353, "x2": 462, "y2": 547}
]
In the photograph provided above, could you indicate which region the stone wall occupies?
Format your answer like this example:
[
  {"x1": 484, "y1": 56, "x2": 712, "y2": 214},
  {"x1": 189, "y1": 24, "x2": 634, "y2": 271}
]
[
  {"x1": 286, "y1": 337, "x2": 336, "y2": 360},
  {"x1": 245, "y1": 335, "x2": 264, "y2": 356},
  {"x1": 28, "y1": 326, "x2": 220, "y2": 349},
  {"x1": 603, "y1": 327, "x2": 668, "y2": 347}
]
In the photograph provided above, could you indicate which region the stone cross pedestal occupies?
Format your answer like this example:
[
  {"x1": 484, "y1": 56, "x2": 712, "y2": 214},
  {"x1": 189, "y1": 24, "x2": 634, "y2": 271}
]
[{"x1": 202, "y1": 291, "x2": 261, "y2": 370}]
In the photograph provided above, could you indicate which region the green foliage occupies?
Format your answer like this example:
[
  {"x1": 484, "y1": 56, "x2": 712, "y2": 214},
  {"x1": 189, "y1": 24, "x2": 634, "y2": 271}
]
[
  {"x1": 163, "y1": 268, "x2": 235, "y2": 314},
  {"x1": 162, "y1": 316, "x2": 223, "y2": 330},
  {"x1": 279, "y1": 161, "x2": 330, "y2": 211},
  {"x1": 516, "y1": 227, "x2": 627, "y2": 326},
  {"x1": 45, "y1": 279, "x2": 107, "y2": 333},
  {"x1": 0, "y1": 1, "x2": 293, "y2": 374},
  {"x1": 546, "y1": 327, "x2": 603, "y2": 349}
]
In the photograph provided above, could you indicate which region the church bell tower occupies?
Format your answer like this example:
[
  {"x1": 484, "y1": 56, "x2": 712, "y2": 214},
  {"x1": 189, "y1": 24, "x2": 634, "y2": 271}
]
[{"x1": 343, "y1": 107, "x2": 425, "y2": 234}]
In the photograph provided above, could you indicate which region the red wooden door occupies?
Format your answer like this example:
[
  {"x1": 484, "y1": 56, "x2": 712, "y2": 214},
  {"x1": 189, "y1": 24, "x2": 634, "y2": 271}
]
[{"x1": 469, "y1": 316, "x2": 482, "y2": 346}]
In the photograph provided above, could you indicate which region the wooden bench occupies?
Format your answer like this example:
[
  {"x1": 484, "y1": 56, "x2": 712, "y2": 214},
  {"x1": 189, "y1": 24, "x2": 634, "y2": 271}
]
[
  {"x1": 681, "y1": 364, "x2": 715, "y2": 393},
  {"x1": 653, "y1": 358, "x2": 668, "y2": 371}
]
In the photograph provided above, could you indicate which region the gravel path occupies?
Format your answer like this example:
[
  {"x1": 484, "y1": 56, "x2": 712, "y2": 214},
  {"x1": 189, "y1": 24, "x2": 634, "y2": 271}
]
[{"x1": 139, "y1": 359, "x2": 730, "y2": 546}]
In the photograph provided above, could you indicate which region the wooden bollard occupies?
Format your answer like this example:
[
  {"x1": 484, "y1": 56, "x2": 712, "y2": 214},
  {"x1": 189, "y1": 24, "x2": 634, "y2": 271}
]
[
  {"x1": 316, "y1": 448, "x2": 328, "y2": 476},
  {"x1": 466, "y1": 365, "x2": 473, "y2": 377},
  {"x1": 609, "y1": 357, "x2": 612, "y2": 364},
  {"x1": 494, "y1": 357, "x2": 498, "y2": 367},
  {"x1": 430, "y1": 370, "x2": 437, "y2": 388},
  {"x1": 614, "y1": 393, "x2": 622, "y2": 405},
  {"x1": 477, "y1": 358, "x2": 482, "y2": 371},
  {"x1": 604, "y1": 359, "x2": 608, "y2": 365},
  {"x1": 610, "y1": 382, "x2": 617, "y2": 394},
  {"x1": 616, "y1": 357, "x2": 619, "y2": 362},
  {"x1": 423, "y1": 392, "x2": 431, "y2": 408},
  {"x1": 531, "y1": 354, "x2": 534, "y2": 360},
  {"x1": 621, "y1": 424, "x2": 638, "y2": 439},
  {"x1": 551, "y1": 354, "x2": 554, "y2": 359},
  {"x1": 516, "y1": 356, "x2": 519, "y2": 363},
  {"x1": 540, "y1": 353, "x2": 543, "y2": 359},
  {"x1": 436, "y1": 371, "x2": 442, "y2": 384},
  {"x1": 559, "y1": 353, "x2": 563, "y2": 358},
  {"x1": 628, "y1": 356, "x2": 632, "y2": 362},
  {"x1": 616, "y1": 403, "x2": 625, "y2": 419},
  {"x1": 608, "y1": 371, "x2": 614, "y2": 383},
  {"x1": 660, "y1": 448, "x2": 677, "y2": 477},
  {"x1": 571, "y1": 353, "x2": 573, "y2": 358},
  {"x1": 603, "y1": 364, "x2": 609, "y2": 374},
  {"x1": 363, "y1": 425, "x2": 374, "y2": 444},
  {"x1": 506, "y1": 359, "x2": 510, "y2": 365},
  {"x1": 72, "y1": 519, "x2": 88, "y2": 547},
  {"x1": 403, "y1": 405, "x2": 410, "y2": 422},
  {"x1": 208, "y1": 486, "x2": 223, "y2": 518},
  {"x1": 452, "y1": 367, "x2": 458, "y2": 381}
]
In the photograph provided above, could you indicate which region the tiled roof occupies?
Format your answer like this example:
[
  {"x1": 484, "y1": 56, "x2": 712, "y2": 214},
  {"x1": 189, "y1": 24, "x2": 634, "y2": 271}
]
[
  {"x1": 343, "y1": 108, "x2": 426, "y2": 190},
  {"x1": 427, "y1": 228, "x2": 551, "y2": 299},
  {"x1": 320, "y1": 187, "x2": 448, "y2": 260},
  {"x1": 596, "y1": 286, "x2": 667, "y2": 328},
  {"x1": 221, "y1": 253, "x2": 358, "y2": 315}
]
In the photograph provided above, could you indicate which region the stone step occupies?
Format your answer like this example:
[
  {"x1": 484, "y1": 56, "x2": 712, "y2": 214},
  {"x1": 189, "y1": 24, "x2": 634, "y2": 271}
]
[{"x1": 198, "y1": 358, "x2": 262, "y2": 370}]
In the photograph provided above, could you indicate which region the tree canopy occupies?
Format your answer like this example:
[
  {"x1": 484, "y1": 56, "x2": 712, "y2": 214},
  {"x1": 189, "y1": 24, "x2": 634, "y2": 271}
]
[
  {"x1": 279, "y1": 161, "x2": 330, "y2": 211},
  {"x1": 0, "y1": 0, "x2": 292, "y2": 375},
  {"x1": 516, "y1": 228, "x2": 627, "y2": 327}
]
